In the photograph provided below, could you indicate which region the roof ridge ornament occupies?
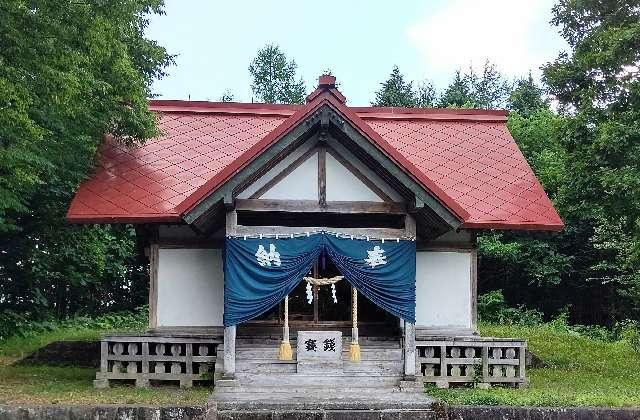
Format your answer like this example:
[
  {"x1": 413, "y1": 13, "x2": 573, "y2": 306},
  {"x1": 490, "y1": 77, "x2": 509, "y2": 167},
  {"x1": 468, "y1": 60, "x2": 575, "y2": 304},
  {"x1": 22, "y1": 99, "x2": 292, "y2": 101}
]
[
  {"x1": 306, "y1": 75, "x2": 347, "y2": 104},
  {"x1": 318, "y1": 74, "x2": 336, "y2": 88}
]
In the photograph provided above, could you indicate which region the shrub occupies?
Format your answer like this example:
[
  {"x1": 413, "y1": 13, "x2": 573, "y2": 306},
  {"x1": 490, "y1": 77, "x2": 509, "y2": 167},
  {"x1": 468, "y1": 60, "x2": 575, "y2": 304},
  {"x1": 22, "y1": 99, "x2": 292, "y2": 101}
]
[
  {"x1": 0, "y1": 307, "x2": 148, "y2": 341},
  {"x1": 478, "y1": 290, "x2": 544, "y2": 326},
  {"x1": 618, "y1": 320, "x2": 640, "y2": 351}
]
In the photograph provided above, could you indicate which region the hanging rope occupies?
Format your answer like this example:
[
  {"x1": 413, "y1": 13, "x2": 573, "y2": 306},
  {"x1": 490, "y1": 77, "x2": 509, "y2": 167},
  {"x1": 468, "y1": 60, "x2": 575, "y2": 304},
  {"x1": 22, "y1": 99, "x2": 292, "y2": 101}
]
[
  {"x1": 303, "y1": 276, "x2": 343, "y2": 304},
  {"x1": 350, "y1": 287, "x2": 361, "y2": 362},
  {"x1": 303, "y1": 275, "x2": 344, "y2": 286},
  {"x1": 278, "y1": 295, "x2": 293, "y2": 360}
]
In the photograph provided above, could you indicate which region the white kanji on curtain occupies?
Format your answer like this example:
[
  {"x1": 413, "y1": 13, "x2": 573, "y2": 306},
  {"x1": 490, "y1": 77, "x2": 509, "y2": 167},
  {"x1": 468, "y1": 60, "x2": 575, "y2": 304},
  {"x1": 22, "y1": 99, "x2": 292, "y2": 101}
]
[
  {"x1": 364, "y1": 245, "x2": 387, "y2": 268},
  {"x1": 255, "y1": 244, "x2": 281, "y2": 267}
]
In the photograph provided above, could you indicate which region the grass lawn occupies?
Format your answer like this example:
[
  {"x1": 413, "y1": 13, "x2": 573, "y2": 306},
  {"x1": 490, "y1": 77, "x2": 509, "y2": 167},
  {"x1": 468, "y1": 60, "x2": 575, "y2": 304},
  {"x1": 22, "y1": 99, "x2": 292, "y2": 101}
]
[
  {"x1": 428, "y1": 323, "x2": 640, "y2": 407},
  {"x1": 0, "y1": 326, "x2": 210, "y2": 405},
  {"x1": 0, "y1": 322, "x2": 638, "y2": 406}
]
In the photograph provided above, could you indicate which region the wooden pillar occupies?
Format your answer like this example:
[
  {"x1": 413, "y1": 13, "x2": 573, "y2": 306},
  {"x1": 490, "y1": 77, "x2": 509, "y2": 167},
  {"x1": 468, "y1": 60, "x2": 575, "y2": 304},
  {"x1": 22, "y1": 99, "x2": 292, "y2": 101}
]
[
  {"x1": 318, "y1": 146, "x2": 327, "y2": 207},
  {"x1": 404, "y1": 320, "x2": 416, "y2": 379},
  {"x1": 223, "y1": 325, "x2": 236, "y2": 378},
  {"x1": 148, "y1": 244, "x2": 159, "y2": 329},
  {"x1": 222, "y1": 209, "x2": 237, "y2": 379},
  {"x1": 471, "y1": 248, "x2": 479, "y2": 334},
  {"x1": 404, "y1": 213, "x2": 417, "y2": 378}
]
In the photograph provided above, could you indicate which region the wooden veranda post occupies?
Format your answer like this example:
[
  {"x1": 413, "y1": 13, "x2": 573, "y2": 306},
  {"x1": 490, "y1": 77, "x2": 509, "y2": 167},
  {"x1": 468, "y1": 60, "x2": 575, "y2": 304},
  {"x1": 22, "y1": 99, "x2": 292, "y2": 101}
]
[
  {"x1": 404, "y1": 320, "x2": 416, "y2": 379},
  {"x1": 223, "y1": 210, "x2": 237, "y2": 379},
  {"x1": 223, "y1": 325, "x2": 236, "y2": 378}
]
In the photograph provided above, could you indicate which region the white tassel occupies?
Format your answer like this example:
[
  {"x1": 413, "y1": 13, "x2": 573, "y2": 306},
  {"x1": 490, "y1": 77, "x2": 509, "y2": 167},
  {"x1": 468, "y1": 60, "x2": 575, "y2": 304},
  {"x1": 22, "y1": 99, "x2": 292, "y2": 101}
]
[
  {"x1": 331, "y1": 283, "x2": 337, "y2": 303},
  {"x1": 306, "y1": 282, "x2": 313, "y2": 304}
]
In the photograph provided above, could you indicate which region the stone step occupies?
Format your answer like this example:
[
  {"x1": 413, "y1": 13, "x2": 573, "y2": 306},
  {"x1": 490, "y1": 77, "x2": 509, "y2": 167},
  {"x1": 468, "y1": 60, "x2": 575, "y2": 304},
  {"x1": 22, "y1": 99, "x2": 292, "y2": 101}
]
[
  {"x1": 215, "y1": 408, "x2": 437, "y2": 420},
  {"x1": 211, "y1": 384, "x2": 436, "y2": 415},
  {"x1": 214, "y1": 386, "x2": 406, "y2": 396}
]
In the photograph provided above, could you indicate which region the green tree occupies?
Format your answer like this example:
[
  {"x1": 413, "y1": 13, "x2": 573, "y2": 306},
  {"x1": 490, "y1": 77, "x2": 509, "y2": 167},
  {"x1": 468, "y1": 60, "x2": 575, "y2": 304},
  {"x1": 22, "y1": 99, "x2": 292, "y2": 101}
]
[
  {"x1": 0, "y1": 0, "x2": 171, "y2": 232},
  {"x1": 508, "y1": 73, "x2": 548, "y2": 116},
  {"x1": 248, "y1": 44, "x2": 306, "y2": 104},
  {"x1": 372, "y1": 66, "x2": 437, "y2": 108},
  {"x1": 220, "y1": 90, "x2": 235, "y2": 102},
  {"x1": 542, "y1": 0, "x2": 640, "y2": 321},
  {"x1": 438, "y1": 70, "x2": 474, "y2": 107},
  {"x1": 472, "y1": 60, "x2": 512, "y2": 108},
  {"x1": 0, "y1": 0, "x2": 171, "y2": 325},
  {"x1": 416, "y1": 80, "x2": 437, "y2": 107},
  {"x1": 482, "y1": 0, "x2": 640, "y2": 325},
  {"x1": 438, "y1": 61, "x2": 511, "y2": 108},
  {"x1": 508, "y1": 109, "x2": 567, "y2": 193},
  {"x1": 372, "y1": 66, "x2": 417, "y2": 107}
]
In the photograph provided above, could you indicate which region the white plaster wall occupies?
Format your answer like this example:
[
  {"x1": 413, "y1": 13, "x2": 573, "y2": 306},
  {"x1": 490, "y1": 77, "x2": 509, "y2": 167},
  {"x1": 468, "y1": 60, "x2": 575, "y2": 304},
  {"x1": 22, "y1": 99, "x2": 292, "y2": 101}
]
[
  {"x1": 261, "y1": 153, "x2": 318, "y2": 200},
  {"x1": 326, "y1": 138, "x2": 403, "y2": 202},
  {"x1": 415, "y1": 251, "x2": 472, "y2": 329},
  {"x1": 325, "y1": 154, "x2": 383, "y2": 202},
  {"x1": 237, "y1": 139, "x2": 316, "y2": 199},
  {"x1": 157, "y1": 248, "x2": 224, "y2": 327}
]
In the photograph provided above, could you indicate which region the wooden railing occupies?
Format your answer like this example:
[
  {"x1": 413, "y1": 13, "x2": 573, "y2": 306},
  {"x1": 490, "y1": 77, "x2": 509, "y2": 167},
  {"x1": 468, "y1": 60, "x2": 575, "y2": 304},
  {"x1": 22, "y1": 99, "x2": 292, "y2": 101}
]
[
  {"x1": 94, "y1": 334, "x2": 221, "y2": 388},
  {"x1": 415, "y1": 337, "x2": 527, "y2": 388}
]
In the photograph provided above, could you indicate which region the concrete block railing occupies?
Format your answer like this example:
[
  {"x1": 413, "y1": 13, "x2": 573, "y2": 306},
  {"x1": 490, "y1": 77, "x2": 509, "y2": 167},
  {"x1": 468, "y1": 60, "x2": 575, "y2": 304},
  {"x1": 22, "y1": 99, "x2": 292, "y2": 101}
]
[
  {"x1": 416, "y1": 337, "x2": 527, "y2": 388},
  {"x1": 94, "y1": 334, "x2": 221, "y2": 388}
]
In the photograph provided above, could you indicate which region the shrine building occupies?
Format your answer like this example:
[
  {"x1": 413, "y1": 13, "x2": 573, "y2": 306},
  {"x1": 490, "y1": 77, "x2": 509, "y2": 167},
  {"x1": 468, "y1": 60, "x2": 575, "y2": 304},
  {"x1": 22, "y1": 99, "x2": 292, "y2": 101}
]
[{"x1": 67, "y1": 75, "x2": 563, "y2": 394}]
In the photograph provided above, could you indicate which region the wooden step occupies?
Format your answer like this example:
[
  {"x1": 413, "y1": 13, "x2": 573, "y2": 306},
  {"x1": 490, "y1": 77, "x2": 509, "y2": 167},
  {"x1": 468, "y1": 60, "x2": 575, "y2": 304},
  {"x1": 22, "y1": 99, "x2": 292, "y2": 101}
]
[
  {"x1": 234, "y1": 359, "x2": 403, "y2": 375},
  {"x1": 236, "y1": 338, "x2": 402, "y2": 349},
  {"x1": 233, "y1": 347, "x2": 403, "y2": 360},
  {"x1": 232, "y1": 372, "x2": 404, "y2": 387},
  {"x1": 235, "y1": 360, "x2": 297, "y2": 374}
]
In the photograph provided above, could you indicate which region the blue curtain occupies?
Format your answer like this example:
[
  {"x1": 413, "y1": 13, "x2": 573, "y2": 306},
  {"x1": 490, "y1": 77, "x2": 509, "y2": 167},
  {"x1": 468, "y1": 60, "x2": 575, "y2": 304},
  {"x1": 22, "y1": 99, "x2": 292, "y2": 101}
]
[{"x1": 223, "y1": 233, "x2": 415, "y2": 326}]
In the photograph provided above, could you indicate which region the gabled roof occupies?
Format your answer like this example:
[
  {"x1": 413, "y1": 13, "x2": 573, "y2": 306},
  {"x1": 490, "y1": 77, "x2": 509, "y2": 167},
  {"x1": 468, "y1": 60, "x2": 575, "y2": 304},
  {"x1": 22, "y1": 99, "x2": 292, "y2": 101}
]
[{"x1": 67, "y1": 76, "x2": 563, "y2": 231}]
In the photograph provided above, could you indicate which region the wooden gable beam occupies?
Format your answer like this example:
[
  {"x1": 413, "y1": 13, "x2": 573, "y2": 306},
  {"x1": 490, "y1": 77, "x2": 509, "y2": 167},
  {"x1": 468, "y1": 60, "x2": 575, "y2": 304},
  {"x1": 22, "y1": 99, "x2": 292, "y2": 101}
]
[{"x1": 235, "y1": 199, "x2": 406, "y2": 214}]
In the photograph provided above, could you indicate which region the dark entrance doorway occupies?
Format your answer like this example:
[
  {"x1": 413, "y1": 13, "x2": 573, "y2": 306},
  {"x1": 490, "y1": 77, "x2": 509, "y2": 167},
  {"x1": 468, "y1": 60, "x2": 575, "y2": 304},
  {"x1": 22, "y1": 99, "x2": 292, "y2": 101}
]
[{"x1": 238, "y1": 251, "x2": 400, "y2": 337}]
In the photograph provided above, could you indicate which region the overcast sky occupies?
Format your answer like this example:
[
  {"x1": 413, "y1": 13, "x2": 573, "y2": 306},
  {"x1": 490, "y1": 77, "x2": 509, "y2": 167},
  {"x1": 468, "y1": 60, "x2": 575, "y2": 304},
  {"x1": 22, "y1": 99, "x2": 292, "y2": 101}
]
[{"x1": 146, "y1": 0, "x2": 568, "y2": 106}]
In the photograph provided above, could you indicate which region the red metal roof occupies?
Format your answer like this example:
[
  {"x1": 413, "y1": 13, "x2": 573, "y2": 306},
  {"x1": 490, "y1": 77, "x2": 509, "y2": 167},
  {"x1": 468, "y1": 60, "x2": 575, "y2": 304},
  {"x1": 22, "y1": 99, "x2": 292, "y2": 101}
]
[{"x1": 67, "y1": 81, "x2": 563, "y2": 231}]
